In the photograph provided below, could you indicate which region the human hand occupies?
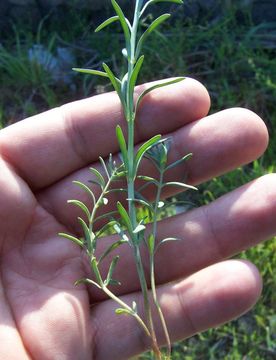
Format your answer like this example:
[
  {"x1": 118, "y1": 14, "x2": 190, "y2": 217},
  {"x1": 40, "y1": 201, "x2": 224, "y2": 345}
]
[{"x1": 0, "y1": 78, "x2": 274, "y2": 360}]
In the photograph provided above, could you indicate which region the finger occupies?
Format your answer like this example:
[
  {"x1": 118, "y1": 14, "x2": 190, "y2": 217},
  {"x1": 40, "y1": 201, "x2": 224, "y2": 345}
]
[
  {"x1": 0, "y1": 280, "x2": 30, "y2": 359},
  {"x1": 0, "y1": 78, "x2": 210, "y2": 190},
  {"x1": 91, "y1": 260, "x2": 262, "y2": 360},
  {"x1": 88, "y1": 173, "x2": 276, "y2": 300},
  {"x1": 37, "y1": 107, "x2": 268, "y2": 231}
]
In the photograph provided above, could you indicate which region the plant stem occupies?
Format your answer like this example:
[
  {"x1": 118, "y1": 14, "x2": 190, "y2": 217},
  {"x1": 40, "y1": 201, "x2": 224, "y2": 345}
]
[
  {"x1": 151, "y1": 170, "x2": 171, "y2": 358},
  {"x1": 102, "y1": 285, "x2": 151, "y2": 338},
  {"x1": 125, "y1": 2, "x2": 162, "y2": 357},
  {"x1": 127, "y1": 126, "x2": 160, "y2": 357}
]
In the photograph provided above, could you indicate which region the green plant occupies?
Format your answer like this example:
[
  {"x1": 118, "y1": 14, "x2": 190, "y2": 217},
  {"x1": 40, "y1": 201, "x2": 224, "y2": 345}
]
[{"x1": 59, "y1": 1, "x2": 195, "y2": 358}]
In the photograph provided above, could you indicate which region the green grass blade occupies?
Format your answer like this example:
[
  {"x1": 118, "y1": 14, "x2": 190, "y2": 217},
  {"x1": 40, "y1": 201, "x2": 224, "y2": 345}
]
[{"x1": 95, "y1": 15, "x2": 120, "y2": 32}]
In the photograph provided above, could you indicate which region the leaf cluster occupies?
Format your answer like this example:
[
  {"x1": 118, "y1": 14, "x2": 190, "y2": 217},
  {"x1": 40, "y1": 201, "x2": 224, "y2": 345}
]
[
  {"x1": 73, "y1": 0, "x2": 184, "y2": 118},
  {"x1": 134, "y1": 138, "x2": 197, "y2": 254},
  {"x1": 59, "y1": 154, "x2": 127, "y2": 288}
]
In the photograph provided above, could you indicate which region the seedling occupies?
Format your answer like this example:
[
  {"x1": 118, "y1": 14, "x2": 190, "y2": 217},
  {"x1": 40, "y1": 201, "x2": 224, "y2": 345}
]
[{"x1": 59, "y1": 1, "x2": 196, "y2": 358}]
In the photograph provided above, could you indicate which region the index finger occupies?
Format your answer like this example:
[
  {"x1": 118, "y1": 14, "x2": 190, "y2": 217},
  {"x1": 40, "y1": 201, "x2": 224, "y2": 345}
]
[{"x1": 0, "y1": 78, "x2": 210, "y2": 190}]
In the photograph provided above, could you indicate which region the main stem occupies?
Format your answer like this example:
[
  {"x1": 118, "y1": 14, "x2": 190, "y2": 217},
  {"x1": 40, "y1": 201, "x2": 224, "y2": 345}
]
[{"x1": 125, "y1": 1, "x2": 161, "y2": 358}]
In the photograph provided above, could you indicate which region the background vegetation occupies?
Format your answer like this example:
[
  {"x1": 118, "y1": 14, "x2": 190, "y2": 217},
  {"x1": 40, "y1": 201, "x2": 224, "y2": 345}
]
[{"x1": 0, "y1": 1, "x2": 275, "y2": 359}]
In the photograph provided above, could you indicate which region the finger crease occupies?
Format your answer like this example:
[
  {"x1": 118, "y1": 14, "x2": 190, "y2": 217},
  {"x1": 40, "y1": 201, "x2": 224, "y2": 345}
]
[{"x1": 60, "y1": 106, "x2": 90, "y2": 167}]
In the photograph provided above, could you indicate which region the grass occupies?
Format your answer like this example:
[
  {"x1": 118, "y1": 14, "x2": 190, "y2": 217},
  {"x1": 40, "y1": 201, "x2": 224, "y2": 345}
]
[{"x1": 0, "y1": 3, "x2": 275, "y2": 358}]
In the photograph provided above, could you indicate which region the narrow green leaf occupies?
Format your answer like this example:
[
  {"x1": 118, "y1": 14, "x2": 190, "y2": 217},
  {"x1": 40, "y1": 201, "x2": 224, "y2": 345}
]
[
  {"x1": 165, "y1": 153, "x2": 193, "y2": 171},
  {"x1": 99, "y1": 239, "x2": 128, "y2": 263},
  {"x1": 161, "y1": 237, "x2": 181, "y2": 243},
  {"x1": 134, "y1": 134, "x2": 161, "y2": 174},
  {"x1": 72, "y1": 68, "x2": 108, "y2": 77},
  {"x1": 127, "y1": 197, "x2": 154, "y2": 213},
  {"x1": 136, "y1": 14, "x2": 171, "y2": 57},
  {"x1": 91, "y1": 258, "x2": 103, "y2": 285},
  {"x1": 155, "y1": 237, "x2": 181, "y2": 254},
  {"x1": 95, "y1": 15, "x2": 120, "y2": 32},
  {"x1": 112, "y1": 171, "x2": 127, "y2": 180},
  {"x1": 116, "y1": 125, "x2": 128, "y2": 167},
  {"x1": 88, "y1": 179, "x2": 104, "y2": 188},
  {"x1": 74, "y1": 278, "x2": 102, "y2": 289},
  {"x1": 161, "y1": 199, "x2": 194, "y2": 213},
  {"x1": 135, "y1": 77, "x2": 185, "y2": 113},
  {"x1": 106, "y1": 255, "x2": 120, "y2": 286},
  {"x1": 102, "y1": 63, "x2": 124, "y2": 104},
  {"x1": 129, "y1": 55, "x2": 144, "y2": 93},
  {"x1": 106, "y1": 188, "x2": 127, "y2": 194},
  {"x1": 111, "y1": 0, "x2": 131, "y2": 44},
  {"x1": 99, "y1": 156, "x2": 110, "y2": 179},
  {"x1": 137, "y1": 175, "x2": 157, "y2": 182},
  {"x1": 115, "y1": 308, "x2": 132, "y2": 316},
  {"x1": 67, "y1": 199, "x2": 90, "y2": 221},
  {"x1": 137, "y1": 178, "x2": 159, "y2": 193},
  {"x1": 96, "y1": 220, "x2": 117, "y2": 238},
  {"x1": 121, "y1": 72, "x2": 128, "y2": 97},
  {"x1": 78, "y1": 217, "x2": 93, "y2": 251},
  {"x1": 162, "y1": 181, "x2": 197, "y2": 191},
  {"x1": 89, "y1": 167, "x2": 105, "y2": 189},
  {"x1": 117, "y1": 201, "x2": 133, "y2": 235},
  {"x1": 72, "y1": 181, "x2": 96, "y2": 205},
  {"x1": 93, "y1": 210, "x2": 119, "y2": 225},
  {"x1": 58, "y1": 232, "x2": 83, "y2": 247},
  {"x1": 140, "y1": 0, "x2": 183, "y2": 17},
  {"x1": 108, "y1": 279, "x2": 121, "y2": 286}
]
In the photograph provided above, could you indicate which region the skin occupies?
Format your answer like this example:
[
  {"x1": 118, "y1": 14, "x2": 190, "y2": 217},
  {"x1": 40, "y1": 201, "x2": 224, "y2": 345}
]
[{"x1": 0, "y1": 78, "x2": 275, "y2": 360}]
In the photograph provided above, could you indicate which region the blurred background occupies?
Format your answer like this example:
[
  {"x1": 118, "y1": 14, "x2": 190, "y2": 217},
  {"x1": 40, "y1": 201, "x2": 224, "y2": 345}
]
[{"x1": 0, "y1": 1, "x2": 275, "y2": 359}]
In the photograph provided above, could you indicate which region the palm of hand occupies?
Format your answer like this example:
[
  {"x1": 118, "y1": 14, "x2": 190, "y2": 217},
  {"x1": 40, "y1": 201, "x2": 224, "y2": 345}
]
[{"x1": 0, "y1": 79, "x2": 274, "y2": 360}]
